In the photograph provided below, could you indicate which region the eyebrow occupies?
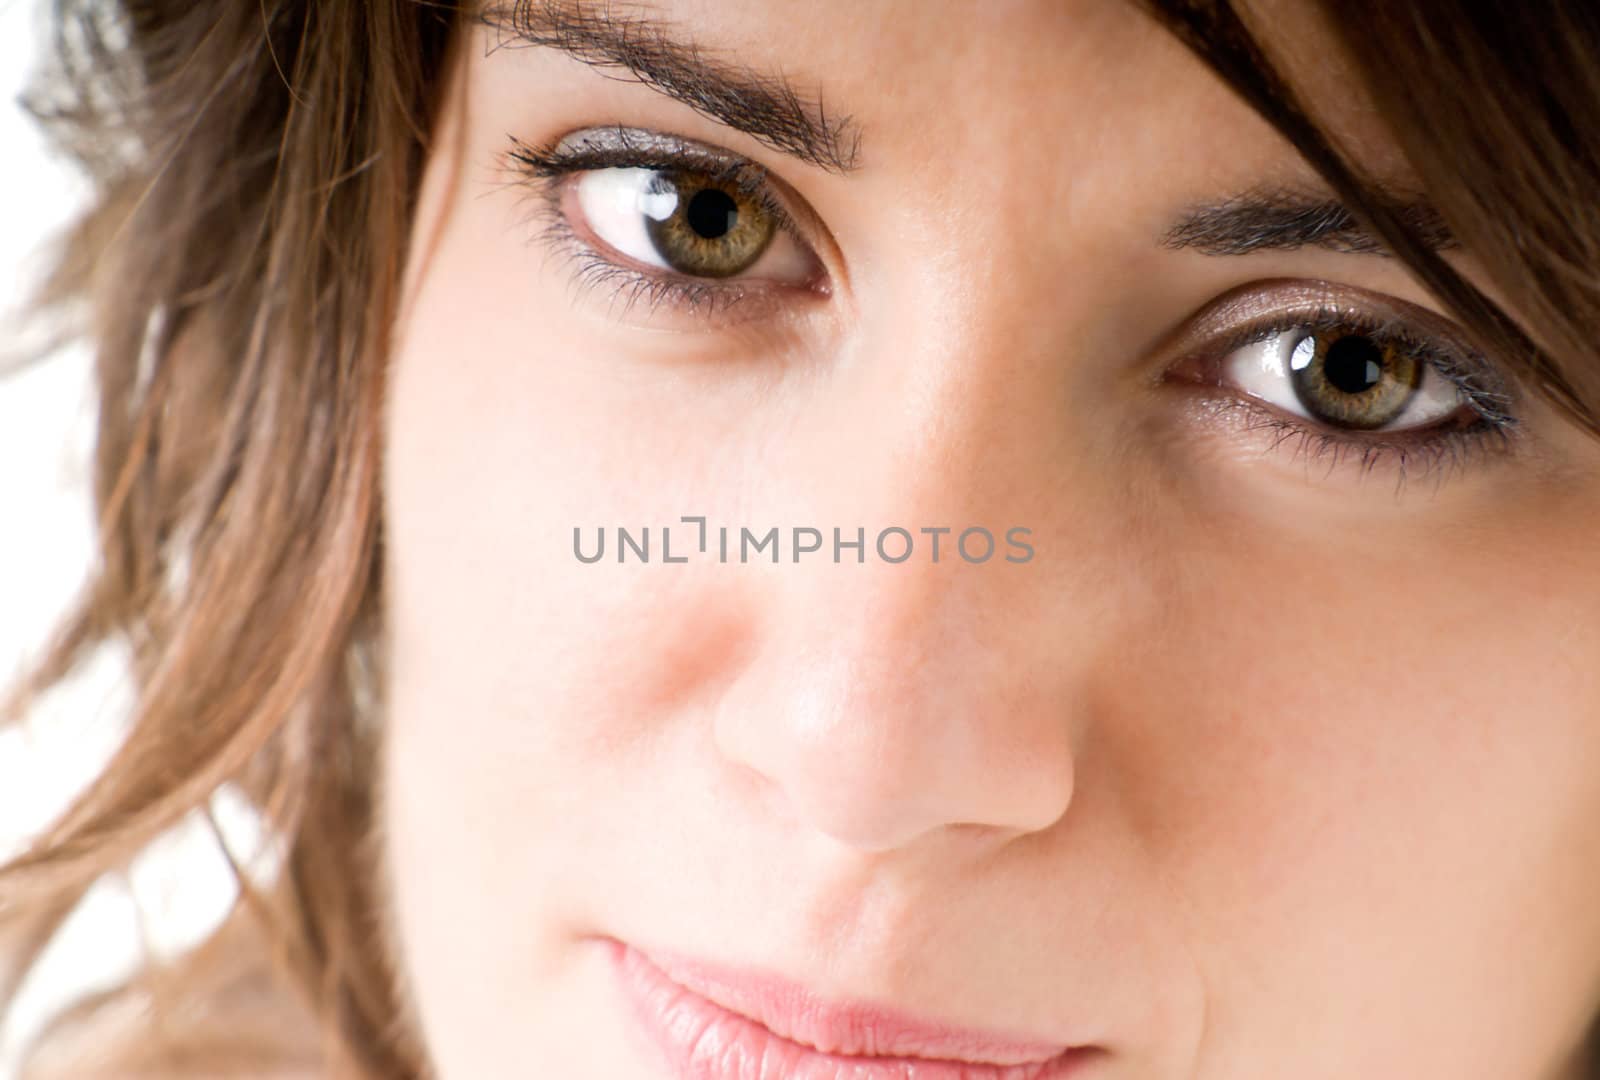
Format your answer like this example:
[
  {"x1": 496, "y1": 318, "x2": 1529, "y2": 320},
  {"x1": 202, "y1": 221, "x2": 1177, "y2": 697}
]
[
  {"x1": 1164, "y1": 190, "x2": 1459, "y2": 257},
  {"x1": 479, "y1": 0, "x2": 862, "y2": 174}
]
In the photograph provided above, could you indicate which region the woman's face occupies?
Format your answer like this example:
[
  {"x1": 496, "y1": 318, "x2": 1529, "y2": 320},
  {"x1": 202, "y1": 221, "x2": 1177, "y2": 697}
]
[{"x1": 380, "y1": 2, "x2": 1600, "y2": 1077}]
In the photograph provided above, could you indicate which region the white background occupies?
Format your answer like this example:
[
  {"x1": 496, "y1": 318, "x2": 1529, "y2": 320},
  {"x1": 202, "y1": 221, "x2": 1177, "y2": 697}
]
[{"x1": 0, "y1": 2, "x2": 247, "y2": 1074}]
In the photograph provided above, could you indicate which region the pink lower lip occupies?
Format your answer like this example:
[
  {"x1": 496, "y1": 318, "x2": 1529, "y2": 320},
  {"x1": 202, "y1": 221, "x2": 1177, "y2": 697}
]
[{"x1": 606, "y1": 940, "x2": 1102, "y2": 1080}]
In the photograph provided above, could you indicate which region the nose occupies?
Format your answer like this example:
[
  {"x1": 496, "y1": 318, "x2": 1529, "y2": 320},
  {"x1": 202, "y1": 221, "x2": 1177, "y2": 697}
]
[
  {"x1": 714, "y1": 557, "x2": 1079, "y2": 853},
  {"x1": 712, "y1": 324, "x2": 1084, "y2": 854}
]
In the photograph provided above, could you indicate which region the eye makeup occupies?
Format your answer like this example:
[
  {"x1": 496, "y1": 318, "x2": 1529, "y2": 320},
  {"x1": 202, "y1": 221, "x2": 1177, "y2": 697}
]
[
  {"x1": 505, "y1": 126, "x2": 827, "y2": 322},
  {"x1": 503, "y1": 126, "x2": 1530, "y2": 492},
  {"x1": 1164, "y1": 280, "x2": 1525, "y2": 491}
]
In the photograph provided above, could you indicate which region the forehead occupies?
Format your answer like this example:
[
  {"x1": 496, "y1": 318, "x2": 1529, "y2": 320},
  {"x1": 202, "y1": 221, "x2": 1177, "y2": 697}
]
[{"x1": 474, "y1": 0, "x2": 1415, "y2": 200}]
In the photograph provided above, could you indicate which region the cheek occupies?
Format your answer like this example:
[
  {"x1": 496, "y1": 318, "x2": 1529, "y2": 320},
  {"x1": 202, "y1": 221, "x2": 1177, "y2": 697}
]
[
  {"x1": 376, "y1": 173, "x2": 774, "y2": 1073},
  {"x1": 1097, "y1": 492, "x2": 1600, "y2": 1065}
]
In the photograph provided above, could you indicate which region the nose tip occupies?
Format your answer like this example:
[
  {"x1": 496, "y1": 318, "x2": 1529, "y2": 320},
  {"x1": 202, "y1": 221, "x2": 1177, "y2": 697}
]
[{"x1": 714, "y1": 567, "x2": 1078, "y2": 853}]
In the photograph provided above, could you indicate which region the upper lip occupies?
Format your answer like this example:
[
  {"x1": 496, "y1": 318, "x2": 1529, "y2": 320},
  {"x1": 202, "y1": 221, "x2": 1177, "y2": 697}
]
[{"x1": 627, "y1": 940, "x2": 1088, "y2": 1066}]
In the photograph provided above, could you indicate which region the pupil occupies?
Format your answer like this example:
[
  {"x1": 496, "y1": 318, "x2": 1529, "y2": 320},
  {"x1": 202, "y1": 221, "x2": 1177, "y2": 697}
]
[
  {"x1": 1323, "y1": 335, "x2": 1384, "y2": 395},
  {"x1": 685, "y1": 189, "x2": 738, "y2": 240}
]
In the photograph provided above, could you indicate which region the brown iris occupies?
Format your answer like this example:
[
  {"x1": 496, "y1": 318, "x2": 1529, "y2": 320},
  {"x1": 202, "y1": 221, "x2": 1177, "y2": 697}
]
[
  {"x1": 1289, "y1": 330, "x2": 1422, "y2": 429},
  {"x1": 642, "y1": 170, "x2": 776, "y2": 278}
]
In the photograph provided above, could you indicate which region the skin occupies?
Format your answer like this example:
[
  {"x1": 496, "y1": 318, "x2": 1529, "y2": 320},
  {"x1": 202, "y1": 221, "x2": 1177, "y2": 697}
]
[{"x1": 379, "y1": 2, "x2": 1600, "y2": 1078}]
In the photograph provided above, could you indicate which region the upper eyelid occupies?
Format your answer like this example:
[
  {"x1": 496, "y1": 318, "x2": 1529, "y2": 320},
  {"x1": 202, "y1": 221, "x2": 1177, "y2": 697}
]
[
  {"x1": 505, "y1": 126, "x2": 843, "y2": 284},
  {"x1": 1171, "y1": 281, "x2": 1520, "y2": 410},
  {"x1": 511, "y1": 127, "x2": 758, "y2": 181},
  {"x1": 508, "y1": 127, "x2": 830, "y2": 236}
]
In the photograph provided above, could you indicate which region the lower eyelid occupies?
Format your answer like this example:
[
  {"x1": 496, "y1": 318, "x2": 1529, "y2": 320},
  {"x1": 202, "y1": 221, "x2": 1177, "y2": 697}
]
[
  {"x1": 1185, "y1": 389, "x2": 1519, "y2": 491},
  {"x1": 531, "y1": 198, "x2": 818, "y2": 328}
]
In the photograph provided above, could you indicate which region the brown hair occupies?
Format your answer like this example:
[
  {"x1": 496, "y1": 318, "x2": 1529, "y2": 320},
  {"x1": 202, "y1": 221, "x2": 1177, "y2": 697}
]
[
  {"x1": 2, "y1": 1, "x2": 1599, "y2": 1077},
  {"x1": 2, "y1": 1, "x2": 460, "y2": 1075}
]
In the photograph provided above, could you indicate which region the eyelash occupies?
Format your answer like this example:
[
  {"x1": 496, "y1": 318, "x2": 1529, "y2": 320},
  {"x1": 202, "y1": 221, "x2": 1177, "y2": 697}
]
[
  {"x1": 1179, "y1": 305, "x2": 1523, "y2": 492},
  {"x1": 504, "y1": 129, "x2": 1525, "y2": 491},
  {"x1": 506, "y1": 128, "x2": 813, "y2": 319}
]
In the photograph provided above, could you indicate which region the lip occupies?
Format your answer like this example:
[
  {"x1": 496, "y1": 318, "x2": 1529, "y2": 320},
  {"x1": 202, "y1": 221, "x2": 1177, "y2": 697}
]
[{"x1": 605, "y1": 939, "x2": 1103, "y2": 1080}]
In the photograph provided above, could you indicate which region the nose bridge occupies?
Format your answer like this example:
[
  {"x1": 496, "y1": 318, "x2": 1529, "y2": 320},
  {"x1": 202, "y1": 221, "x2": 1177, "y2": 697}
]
[{"x1": 712, "y1": 293, "x2": 1082, "y2": 854}]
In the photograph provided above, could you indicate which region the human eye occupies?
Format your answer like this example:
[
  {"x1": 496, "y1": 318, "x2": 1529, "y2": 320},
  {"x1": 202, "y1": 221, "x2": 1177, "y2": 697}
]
[
  {"x1": 504, "y1": 126, "x2": 828, "y2": 324},
  {"x1": 1166, "y1": 281, "x2": 1525, "y2": 490}
]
